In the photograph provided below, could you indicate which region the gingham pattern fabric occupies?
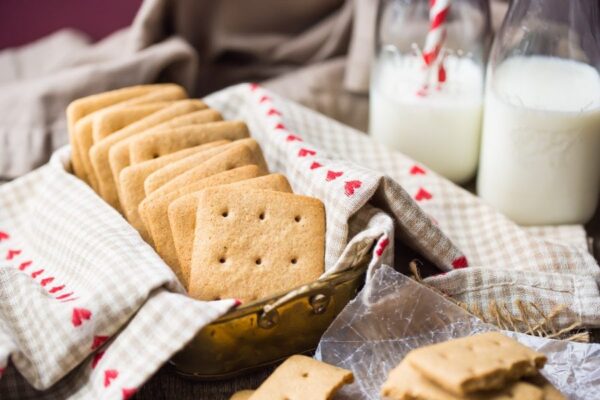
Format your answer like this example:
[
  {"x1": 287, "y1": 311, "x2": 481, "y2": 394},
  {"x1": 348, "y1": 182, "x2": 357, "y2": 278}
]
[
  {"x1": 0, "y1": 149, "x2": 236, "y2": 398},
  {"x1": 0, "y1": 83, "x2": 598, "y2": 398},
  {"x1": 205, "y1": 83, "x2": 600, "y2": 331}
]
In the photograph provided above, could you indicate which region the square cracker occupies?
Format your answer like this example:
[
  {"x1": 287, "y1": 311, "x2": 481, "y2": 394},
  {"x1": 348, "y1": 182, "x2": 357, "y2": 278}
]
[
  {"x1": 92, "y1": 103, "x2": 170, "y2": 143},
  {"x1": 167, "y1": 173, "x2": 292, "y2": 288},
  {"x1": 145, "y1": 138, "x2": 269, "y2": 197},
  {"x1": 71, "y1": 85, "x2": 187, "y2": 183},
  {"x1": 109, "y1": 108, "x2": 225, "y2": 206},
  {"x1": 128, "y1": 118, "x2": 252, "y2": 165},
  {"x1": 139, "y1": 165, "x2": 264, "y2": 283},
  {"x1": 74, "y1": 86, "x2": 187, "y2": 189},
  {"x1": 118, "y1": 141, "x2": 230, "y2": 242},
  {"x1": 248, "y1": 355, "x2": 353, "y2": 400},
  {"x1": 406, "y1": 332, "x2": 547, "y2": 395},
  {"x1": 381, "y1": 360, "x2": 544, "y2": 400},
  {"x1": 188, "y1": 187, "x2": 324, "y2": 303},
  {"x1": 89, "y1": 99, "x2": 206, "y2": 210},
  {"x1": 67, "y1": 84, "x2": 183, "y2": 181}
]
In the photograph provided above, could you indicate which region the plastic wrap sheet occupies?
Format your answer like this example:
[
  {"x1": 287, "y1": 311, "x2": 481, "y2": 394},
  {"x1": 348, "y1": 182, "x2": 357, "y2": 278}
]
[{"x1": 316, "y1": 266, "x2": 600, "y2": 400}]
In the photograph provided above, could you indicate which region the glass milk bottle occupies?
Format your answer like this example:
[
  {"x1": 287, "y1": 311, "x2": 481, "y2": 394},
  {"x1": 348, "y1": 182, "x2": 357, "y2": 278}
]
[
  {"x1": 477, "y1": 0, "x2": 600, "y2": 225},
  {"x1": 370, "y1": 0, "x2": 491, "y2": 184}
]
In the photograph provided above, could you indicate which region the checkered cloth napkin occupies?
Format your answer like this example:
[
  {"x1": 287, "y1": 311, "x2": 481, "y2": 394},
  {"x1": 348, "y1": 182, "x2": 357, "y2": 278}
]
[{"x1": 0, "y1": 83, "x2": 598, "y2": 399}]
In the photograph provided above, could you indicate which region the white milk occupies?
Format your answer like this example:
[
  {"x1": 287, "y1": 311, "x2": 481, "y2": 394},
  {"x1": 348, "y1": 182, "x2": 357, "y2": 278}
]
[
  {"x1": 478, "y1": 56, "x2": 600, "y2": 225},
  {"x1": 370, "y1": 49, "x2": 484, "y2": 183}
]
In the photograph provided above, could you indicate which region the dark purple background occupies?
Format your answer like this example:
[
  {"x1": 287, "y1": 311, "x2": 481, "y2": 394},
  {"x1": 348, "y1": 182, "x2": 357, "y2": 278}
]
[{"x1": 0, "y1": 0, "x2": 143, "y2": 50}]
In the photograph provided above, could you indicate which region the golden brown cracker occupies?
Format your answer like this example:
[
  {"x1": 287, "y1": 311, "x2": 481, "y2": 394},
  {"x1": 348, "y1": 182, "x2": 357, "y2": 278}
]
[
  {"x1": 406, "y1": 332, "x2": 547, "y2": 395},
  {"x1": 128, "y1": 114, "x2": 253, "y2": 165},
  {"x1": 188, "y1": 188, "x2": 324, "y2": 303},
  {"x1": 89, "y1": 99, "x2": 206, "y2": 210},
  {"x1": 92, "y1": 103, "x2": 170, "y2": 143},
  {"x1": 108, "y1": 108, "x2": 225, "y2": 204},
  {"x1": 166, "y1": 173, "x2": 292, "y2": 287},
  {"x1": 74, "y1": 86, "x2": 187, "y2": 189},
  {"x1": 248, "y1": 355, "x2": 353, "y2": 400},
  {"x1": 139, "y1": 165, "x2": 264, "y2": 285},
  {"x1": 118, "y1": 141, "x2": 229, "y2": 243},
  {"x1": 68, "y1": 84, "x2": 185, "y2": 182},
  {"x1": 381, "y1": 361, "x2": 544, "y2": 400},
  {"x1": 146, "y1": 139, "x2": 269, "y2": 197}
]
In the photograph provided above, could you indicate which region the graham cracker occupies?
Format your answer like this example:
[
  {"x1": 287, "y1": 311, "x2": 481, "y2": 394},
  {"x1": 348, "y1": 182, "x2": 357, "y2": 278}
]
[
  {"x1": 89, "y1": 99, "x2": 206, "y2": 210},
  {"x1": 108, "y1": 108, "x2": 225, "y2": 205},
  {"x1": 139, "y1": 165, "x2": 265, "y2": 285},
  {"x1": 167, "y1": 173, "x2": 292, "y2": 288},
  {"x1": 92, "y1": 103, "x2": 170, "y2": 143},
  {"x1": 68, "y1": 84, "x2": 185, "y2": 183},
  {"x1": 145, "y1": 139, "x2": 269, "y2": 197},
  {"x1": 381, "y1": 361, "x2": 544, "y2": 400},
  {"x1": 128, "y1": 115, "x2": 255, "y2": 165},
  {"x1": 118, "y1": 141, "x2": 230, "y2": 243},
  {"x1": 230, "y1": 391, "x2": 254, "y2": 400},
  {"x1": 76, "y1": 100, "x2": 177, "y2": 190},
  {"x1": 406, "y1": 332, "x2": 547, "y2": 395},
  {"x1": 66, "y1": 85, "x2": 182, "y2": 184},
  {"x1": 248, "y1": 355, "x2": 353, "y2": 400},
  {"x1": 187, "y1": 188, "x2": 324, "y2": 303}
]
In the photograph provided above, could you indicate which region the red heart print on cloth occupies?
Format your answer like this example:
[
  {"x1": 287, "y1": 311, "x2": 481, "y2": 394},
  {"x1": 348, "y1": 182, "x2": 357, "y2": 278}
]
[
  {"x1": 31, "y1": 269, "x2": 44, "y2": 278},
  {"x1": 57, "y1": 292, "x2": 74, "y2": 300},
  {"x1": 310, "y1": 162, "x2": 323, "y2": 170},
  {"x1": 122, "y1": 388, "x2": 138, "y2": 400},
  {"x1": 91, "y1": 335, "x2": 109, "y2": 350},
  {"x1": 415, "y1": 188, "x2": 433, "y2": 201},
  {"x1": 286, "y1": 134, "x2": 302, "y2": 142},
  {"x1": 344, "y1": 180, "x2": 362, "y2": 196},
  {"x1": 40, "y1": 277, "x2": 54, "y2": 286},
  {"x1": 274, "y1": 123, "x2": 286, "y2": 130},
  {"x1": 452, "y1": 256, "x2": 469, "y2": 269},
  {"x1": 49, "y1": 285, "x2": 65, "y2": 293},
  {"x1": 18, "y1": 260, "x2": 32, "y2": 270},
  {"x1": 249, "y1": 82, "x2": 259, "y2": 91},
  {"x1": 259, "y1": 95, "x2": 271, "y2": 103},
  {"x1": 0, "y1": 231, "x2": 9, "y2": 241},
  {"x1": 267, "y1": 108, "x2": 281, "y2": 116},
  {"x1": 71, "y1": 307, "x2": 92, "y2": 327},
  {"x1": 6, "y1": 249, "x2": 21, "y2": 260},
  {"x1": 410, "y1": 165, "x2": 426, "y2": 175},
  {"x1": 376, "y1": 238, "x2": 390, "y2": 257},
  {"x1": 298, "y1": 148, "x2": 316, "y2": 157},
  {"x1": 104, "y1": 369, "x2": 118, "y2": 387},
  {"x1": 326, "y1": 170, "x2": 344, "y2": 181},
  {"x1": 91, "y1": 351, "x2": 105, "y2": 369}
]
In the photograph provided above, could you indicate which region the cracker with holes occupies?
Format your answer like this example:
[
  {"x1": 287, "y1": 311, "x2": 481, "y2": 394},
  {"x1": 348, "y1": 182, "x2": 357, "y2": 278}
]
[
  {"x1": 118, "y1": 141, "x2": 230, "y2": 242},
  {"x1": 145, "y1": 138, "x2": 268, "y2": 196},
  {"x1": 139, "y1": 165, "x2": 264, "y2": 281},
  {"x1": 248, "y1": 355, "x2": 353, "y2": 400},
  {"x1": 73, "y1": 87, "x2": 186, "y2": 189},
  {"x1": 405, "y1": 332, "x2": 546, "y2": 396},
  {"x1": 90, "y1": 100, "x2": 206, "y2": 210},
  {"x1": 381, "y1": 361, "x2": 544, "y2": 400},
  {"x1": 109, "y1": 108, "x2": 224, "y2": 203},
  {"x1": 67, "y1": 84, "x2": 184, "y2": 183},
  {"x1": 188, "y1": 187, "x2": 323, "y2": 303},
  {"x1": 129, "y1": 119, "x2": 250, "y2": 164},
  {"x1": 167, "y1": 173, "x2": 292, "y2": 288}
]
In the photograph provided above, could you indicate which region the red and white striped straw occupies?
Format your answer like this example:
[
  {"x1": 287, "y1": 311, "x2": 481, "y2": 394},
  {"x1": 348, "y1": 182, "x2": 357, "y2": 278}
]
[{"x1": 418, "y1": 0, "x2": 451, "y2": 96}]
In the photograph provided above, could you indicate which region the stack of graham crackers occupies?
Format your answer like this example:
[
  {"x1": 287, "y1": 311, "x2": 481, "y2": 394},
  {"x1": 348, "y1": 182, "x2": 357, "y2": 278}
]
[
  {"x1": 67, "y1": 84, "x2": 326, "y2": 303},
  {"x1": 381, "y1": 332, "x2": 565, "y2": 400}
]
